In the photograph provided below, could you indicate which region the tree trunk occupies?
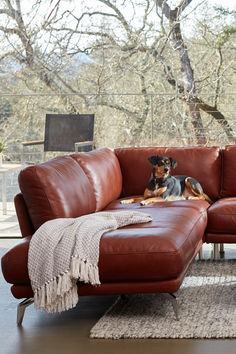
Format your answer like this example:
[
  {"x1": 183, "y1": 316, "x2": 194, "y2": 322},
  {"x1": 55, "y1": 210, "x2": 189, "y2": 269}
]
[
  {"x1": 188, "y1": 99, "x2": 207, "y2": 145},
  {"x1": 169, "y1": 8, "x2": 207, "y2": 144},
  {"x1": 197, "y1": 100, "x2": 236, "y2": 143}
]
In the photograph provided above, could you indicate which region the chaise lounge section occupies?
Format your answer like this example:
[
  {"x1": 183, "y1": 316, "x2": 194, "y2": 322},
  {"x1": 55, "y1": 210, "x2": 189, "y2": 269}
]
[{"x1": 1, "y1": 145, "x2": 236, "y2": 324}]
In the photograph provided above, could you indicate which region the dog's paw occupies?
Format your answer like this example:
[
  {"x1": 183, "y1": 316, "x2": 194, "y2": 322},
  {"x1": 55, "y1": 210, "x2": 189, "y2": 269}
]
[
  {"x1": 120, "y1": 199, "x2": 133, "y2": 204},
  {"x1": 187, "y1": 196, "x2": 197, "y2": 200},
  {"x1": 140, "y1": 200, "x2": 147, "y2": 206},
  {"x1": 120, "y1": 200, "x2": 126, "y2": 204}
]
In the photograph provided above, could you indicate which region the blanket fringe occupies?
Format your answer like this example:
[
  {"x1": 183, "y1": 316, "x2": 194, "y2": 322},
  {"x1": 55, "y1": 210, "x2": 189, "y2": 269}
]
[
  {"x1": 71, "y1": 256, "x2": 101, "y2": 285},
  {"x1": 34, "y1": 256, "x2": 100, "y2": 313}
]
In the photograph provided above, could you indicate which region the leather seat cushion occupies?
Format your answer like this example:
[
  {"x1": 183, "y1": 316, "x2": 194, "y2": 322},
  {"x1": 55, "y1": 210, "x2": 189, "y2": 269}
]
[
  {"x1": 1, "y1": 200, "x2": 208, "y2": 285},
  {"x1": 207, "y1": 197, "x2": 236, "y2": 233},
  {"x1": 100, "y1": 199, "x2": 208, "y2": 282}
]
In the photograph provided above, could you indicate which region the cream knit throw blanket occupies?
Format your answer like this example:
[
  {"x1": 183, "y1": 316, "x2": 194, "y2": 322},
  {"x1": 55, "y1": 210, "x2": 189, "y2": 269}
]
[{"x1": 28, "y1": 210, "x2": 152, "y2": 314}]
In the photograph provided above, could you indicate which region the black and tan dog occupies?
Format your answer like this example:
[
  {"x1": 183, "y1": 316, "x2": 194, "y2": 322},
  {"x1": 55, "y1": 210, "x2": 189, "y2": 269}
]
[{"x1": 121, "y1": 155, "x2": 212, "y2": 205}]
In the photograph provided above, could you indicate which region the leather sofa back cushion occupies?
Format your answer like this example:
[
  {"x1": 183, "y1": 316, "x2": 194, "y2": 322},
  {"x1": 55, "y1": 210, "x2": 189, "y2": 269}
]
[
  {"x1": 115, "y1": 146, "x2": 220, "y2": 199},
  {"x1": 72, "y1": 148, "x2": 122, "y2": 211},
  {"x1": 221, "y1": 145, "x2": 236, "y2": 197},
  {"x1": 18, "y1": 156, "x2": 96, "y2": 230}
]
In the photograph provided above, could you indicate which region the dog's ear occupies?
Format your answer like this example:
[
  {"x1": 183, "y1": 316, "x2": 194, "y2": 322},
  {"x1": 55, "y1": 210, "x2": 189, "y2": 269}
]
[
  {"x1": 148, "y1": 155, "x2": 159, "y2": 165},
  {"x1": 169, "y1": 157, "x2": 177, "y2": 168}
]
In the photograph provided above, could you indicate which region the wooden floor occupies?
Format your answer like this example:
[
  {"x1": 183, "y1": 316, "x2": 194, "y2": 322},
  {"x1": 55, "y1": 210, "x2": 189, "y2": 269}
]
[{"x1": 1, "y1": 243, "x2": 236, "y2": 354}]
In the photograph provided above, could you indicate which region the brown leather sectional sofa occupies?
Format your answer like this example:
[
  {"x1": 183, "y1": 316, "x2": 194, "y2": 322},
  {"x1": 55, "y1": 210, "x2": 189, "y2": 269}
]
[{"x1": 2, "y1": 145, "x2": 236, "y2": 323}]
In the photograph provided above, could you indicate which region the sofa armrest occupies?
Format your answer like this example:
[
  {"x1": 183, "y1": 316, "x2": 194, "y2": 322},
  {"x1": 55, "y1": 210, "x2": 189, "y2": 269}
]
[{"x1": 1, "y1": 236, "x2": 32, "y2": 285}]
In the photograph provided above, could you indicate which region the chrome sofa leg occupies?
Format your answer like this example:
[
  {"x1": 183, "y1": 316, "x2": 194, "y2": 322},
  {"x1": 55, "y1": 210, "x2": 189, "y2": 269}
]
[
  {"x1": 169, "y1": 293, "x2": 180, "y2": 321},
  {"x1": 17, "y1": 298, "x2": 34, "y2": 326},
  {"x1": 213, "y1": 243, "x2": 219, "y2": 260},
  {"x1": 220, "y1": 243, "x2": 224, "y2": 257},
  {"x1": 198, "y1": 246, "x2": 204, "y2": 260}
]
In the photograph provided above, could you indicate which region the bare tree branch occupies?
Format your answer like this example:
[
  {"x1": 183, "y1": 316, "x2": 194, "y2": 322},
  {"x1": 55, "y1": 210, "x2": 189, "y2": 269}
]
[
  {"x1": 69, "y1": 10, "x2": 119, "y2": 24},
  {"x1": 47, "y1": 26, "x2": 118, "y2": 46},
  {"x1": 175, "y1": 0, "x2": 193, "y2": 17},
  {"x1": 0, "y1": 8, "x2": 13, "y2": 16},
  {"x1": 156, "y1": 0, "x2": 171, "y2": 19},
  {"x1": 214, "y1": 46, "x2": 223, "y2": 107},
  {"x1": 137, "y1": 0, "x2": 151, "y2": 35},
  {"x1": 98, "y1": 0, "x2": 133, "y2": 40}
]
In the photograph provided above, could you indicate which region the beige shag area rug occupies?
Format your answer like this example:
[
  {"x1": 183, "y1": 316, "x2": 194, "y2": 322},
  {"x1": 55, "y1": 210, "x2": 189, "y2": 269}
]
[{"x1": 90, "y1": 260, "x2": 236, "y2": 339}]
